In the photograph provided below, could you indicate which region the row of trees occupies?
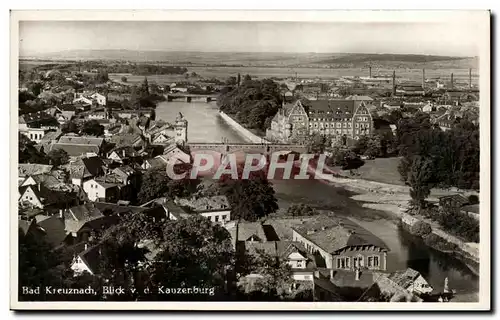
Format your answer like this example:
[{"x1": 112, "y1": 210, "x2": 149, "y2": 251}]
[{"x1": 217, "y1": 77, "x2": 283, "y2": 132}]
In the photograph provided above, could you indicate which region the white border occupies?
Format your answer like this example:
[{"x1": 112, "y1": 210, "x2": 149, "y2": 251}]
[{"x1": 9, "y1": 9, "x2": 491, "y2": 311}]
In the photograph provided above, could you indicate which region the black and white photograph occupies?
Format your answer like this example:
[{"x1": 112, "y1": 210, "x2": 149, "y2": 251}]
[{"x1": 9, "y1": 10, "x2": 490, "y2": 311}]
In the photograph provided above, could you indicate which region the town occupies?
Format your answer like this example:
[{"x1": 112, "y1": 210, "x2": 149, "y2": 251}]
[{"x1": 17, "y1": 45, "x2": 479, "y2": 302}]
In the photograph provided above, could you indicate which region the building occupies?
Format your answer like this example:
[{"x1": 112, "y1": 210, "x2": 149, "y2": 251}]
[
  {"x1": 82, "y1": 179, "x2": 121, "y2": 202},
  {"x1": 174, "y1": 112, "x2": 188, "y2": 145},
  {"x1": 291, "y1": 215, "x2": 389, "y2": 271},
  {"x1": 20, "y1": 127, "x2": 51, "y2": 144},
  {"x1": 387, "y1": 268, "x2": 433, "y2": 295},
  {"x1": 175, "y1": 195, "x2": 231, "y2": 225},
  {"x1": 266, "y1": 99, "x2": 374, "y2": 143}
]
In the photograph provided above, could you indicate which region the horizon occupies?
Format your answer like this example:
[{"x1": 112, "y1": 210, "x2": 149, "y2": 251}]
[{"x1": 19, "y1": 21, "x2": 480, "y2": 57}]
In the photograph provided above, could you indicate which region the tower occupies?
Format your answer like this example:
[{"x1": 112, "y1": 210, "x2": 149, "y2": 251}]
[
  {"x1": 174, "y1": 112, "x2": 188, "y2": 145},
  {"x1": 369, "y1": 66, "x2": 372, "y2": 78},
  {"x1": 451, "y1": 73, "x2": 454, "y2": 89}
]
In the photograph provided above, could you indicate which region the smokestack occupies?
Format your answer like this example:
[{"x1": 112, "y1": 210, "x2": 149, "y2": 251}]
[
  {"x1": 355, "y1": 268, "x2": 360, "y2": 281},
  {"x1": 369, "y1": 66, "x2": 372, "y2": 78},
  {"x1": 422, "y1": 69, "x2": 425, "y2": 89},
  {"x1": 392, "y1": 71, "x2": 396, "y2": 97},
  {"x1": 469, "y1": 68, "x2": 472, "y2": 89},
  {"x1": 451, "y1": 73, "x2": 454, "y2": 89}
]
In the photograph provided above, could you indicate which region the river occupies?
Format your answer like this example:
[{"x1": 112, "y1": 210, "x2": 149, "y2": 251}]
[{"x1": 155, "y1": 100, "x2": 479, "y2": 302}]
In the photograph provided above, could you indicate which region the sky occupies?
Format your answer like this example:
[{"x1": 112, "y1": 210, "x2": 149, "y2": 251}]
[{"x1": 19, "y1": 21, "x2": 480, "y2": 57}]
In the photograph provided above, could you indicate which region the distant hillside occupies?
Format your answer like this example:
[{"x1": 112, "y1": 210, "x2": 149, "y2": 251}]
[{"x1": 21, "y1": 50, "x2": 477, "y2": 69}]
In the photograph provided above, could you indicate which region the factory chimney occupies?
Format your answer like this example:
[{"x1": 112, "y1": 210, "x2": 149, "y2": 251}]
[
  {"x1": 369, "y1": 66, "x2": 372, "y2": 78},
  {"x1": 392, "y1": 70, "x2": 396, "y2": 97},
  {"x1": 451, "y1": 73, "x2": 454, "y2": 89},
  {"x1": 422, "y1": 69, "x2": 425, "y2": 89},
  {"x1": 469, "y1": 68, "x2": 472, "y2": 89}
]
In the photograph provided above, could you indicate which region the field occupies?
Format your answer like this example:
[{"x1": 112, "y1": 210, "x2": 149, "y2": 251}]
[
  {"x1": 109, "y1": 66, "x2": 479, "y2": 86},
  {"x1": 339, "y1": 157, "x2": 406, "y2": 186}
]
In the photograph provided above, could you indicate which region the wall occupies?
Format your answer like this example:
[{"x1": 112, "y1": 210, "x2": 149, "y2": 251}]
[
  {"x1": 219, "y1": 111, "x2": 270, "y2": 144},
  {"x1": 292, "y1": 230, "x2": 333, "y2": 269},
  {"x1": 200, "y1": 210, "x2": 231, "y2": 224}
]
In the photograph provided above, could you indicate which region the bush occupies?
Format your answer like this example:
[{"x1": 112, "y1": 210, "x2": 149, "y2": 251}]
[
  {"x1": 410, "y1": 221, "x2": 432, "y2": 237},
  {"x1": 468, "y1": 194, "x2": 479, "y2": 205},
  {"x1": 121, "y1": 76, "x2": 127, "y2": 83},
  {"x1": 287, "y1": 204, "x2": 316, "y2": 217}
]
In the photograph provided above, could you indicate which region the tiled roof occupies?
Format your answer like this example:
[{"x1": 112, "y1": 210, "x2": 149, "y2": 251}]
[
  {"x1": 230, "y1": 221, "x2": 268, "y2": 242},
  {"x1": 308, "y1": 100, "x2": 363, "y2": 120},
  {"x1": 175, "y1": 195, "x2": 230, "y2": 213},
  {"x1": 48, "y1": 143, "x2": 100, "y2": 157},
  {"x1": 58, "y1": 135, "x2": 104, "y2": 147},
  {"x1": 18, "y1": 164, "x2": 53, "y2": 177},
  {"x1": 387, "y1": 268, "x2": 421, "y2": 290},
  {"x1": 292, "y1": 215, "x2": 389, "y2": 254},
  {"x1": 461, "y1": 204, "x2": 480, "y2": 214}
]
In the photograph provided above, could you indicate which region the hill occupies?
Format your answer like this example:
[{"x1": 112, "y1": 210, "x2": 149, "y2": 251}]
[{"x1": 20, "y1": 50, "x2": 477, "y2": 69}]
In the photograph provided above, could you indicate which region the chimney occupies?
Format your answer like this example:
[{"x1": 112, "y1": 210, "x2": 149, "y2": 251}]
[
  {"x1": 469, "y1": 68, "x2": 472, "y2": 89},
  {"x1": 59, "y1": 209, "x2": 64, "y2": 219},
  {"x1": 329, "y1": 268, "x2": 334, "y2": 280},
  {"x1": 422, "y1": 69, "x2": 425, "y2": 89},
  {"x1": 369, "y1": 66, "x2": 372, "y2": 78},
  {"x1": 355, "y1": 268, "x2": 361, "y2": 281},
  {"x1": 451, "y1": 73, "x2": 454, "y2": 89},
  {"x1": 392, "y1": 71, "x2": 396, "y2": 97},
  {"x1": 122, "y1": 149, "x2": 126, "y2": 158},
  {"x1": 84, "y1": 243, "x2": 88, "y2": 251}
]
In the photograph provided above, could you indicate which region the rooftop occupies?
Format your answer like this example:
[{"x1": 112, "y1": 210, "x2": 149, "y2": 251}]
[{"x1": 292, "y1": 215, "x2": 389, "y2": 254}]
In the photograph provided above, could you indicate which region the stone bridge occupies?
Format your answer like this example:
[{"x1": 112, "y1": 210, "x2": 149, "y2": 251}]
[
  {"x1": 188, "y1": 142, "x2": 308, "y2": 155},
  {"x1": 166, "y1": 93, "x2": 218, "y2": 103}
]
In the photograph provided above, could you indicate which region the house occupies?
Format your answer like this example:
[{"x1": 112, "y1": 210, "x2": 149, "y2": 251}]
[
  {"x1": 112, "y1": 165, "x2": 139, "y2": 186},
  {"x1": 151, "y1": 132, "x2": 174, "y2": 145},
  {"x1": 175, "y1": 195, "x2": 231, "y2": 225},
  {"x1": 20, "y1": 172, "x2": 88, "y2": 203},
  {"x1": 20, "y1": 127, "x2": 52, "y2": 144},
  {"x1": 460, "y1": 204, "x2": 480, "y2": 220},
  {"x1": 107, "y1": 147, "x2": 141, "y2": 165},
  {"x1": 434, "y1": 113, "x2": 457, "y2": 132},
  {"x1": 48, "y1": 135, "x2": 104, "y2": 158},
  {"x1": 18, "y1": 184, "x2": 76, "y2": 210},
  {"x1": 90, "y1": 92, "x2": 107, "y2": 106},
  {"x1": 383, "y1": 101, "x2": 403, "y2": 110},
  {"x1": 141, "y1": 157, "x2": 168, "y2": 170},
  {"x1": 36, "y1": 213, "x2": 69, "y2": 248},
  {"x1": 161, "y1": 144, "x2": 191, "y2": 164},
  {"x1": 346, "y1": 95, "x2": 374, "y2": 102},
  {"x1": 438, "y1": 194, "x2": 469, "y2": 210},
  {"x1": 114, "y1": 109, "x2": 154, "y2": 119},
  {"x1": 291, "y1": 215, "x2": 389, "y2": 270},
  {"x1": 82, "y1": 178, "x2": 121, "y2": 202},
  {"x1": 62, "y1": 156, "x2": 105, "y2": 186},
  {"x1": 387, "y1": 268, "x2": 433, "y2": 295},
  {"x1": 71, "y1": 243, "x2": 101, "y2": 275},
  {"x1": 421, "y1": 102, "x2": 435, "y2": 113}
]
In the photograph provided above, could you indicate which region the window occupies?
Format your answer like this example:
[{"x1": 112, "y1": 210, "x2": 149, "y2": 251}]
[
  {"x1": 222, "y1": 215, "x2": 227, "y2": 221},
  {"x1": 215, "y1": 216, "x2": 219, "y2": 222},
  {"x1": 343, "y1": 123, "x2": 347, "y2": 128},
  {"x1": 29, "y1": 197, "x2": 33, "y2": 201},
  {"x1": 348, "y1": 123, "x2": 352, "y2": 128},
  {"x1": 355, "y1": 123, "x2": 359, "y2": 128},
  {"x1": 336, "y1": 257, "x2": 350, "y2": 269},
  {"x1": 373, "y1": 256, "x2": 380, "y2": 268},
  {"x1": 366, "y1": 124, "x2": 370, "y2": 128},
  {"x1": 368, "y1": 256, "x2": 373, "y2": 267},
  {"x1": 325, "y1": 123, "x2": 329, "y2": 128},
  {"x1": 355, "y1": 130, "x2": 359, "y2": 135},
  {"x1": 296, "y1": 260, "x2": 303, "y2": 268}
]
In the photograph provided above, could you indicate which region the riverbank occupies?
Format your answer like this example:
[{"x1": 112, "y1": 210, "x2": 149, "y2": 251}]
[
  {"x1": 310, "y1": 166, "x2": 480, "y2": 275},
  {"x1": 218, "y1": 111, "x2": 270, "y2": 144}
]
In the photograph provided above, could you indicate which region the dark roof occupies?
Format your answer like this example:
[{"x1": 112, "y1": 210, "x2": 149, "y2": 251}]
[
  {"x1": 37, "y1": 215, "x2": 68, "y2": 247},
  {"x1": 48, "y1": 143, "x2": 100, "y2": 157},
  {"x1": 461, "y1": 204, "x2": 480, "y2": 214},
  {"x1": 19, "y1": 219, "x2": 35, "y2": 236},
  {"x1": 78, "y1": 244, "x2": 102, "y2": 275},
  {"x1": 387, "y1": 268, "x2": 422, "y2": 290},
  {"x1": 308, "y1": 100, "x2": 363, "y2": 120},
  {"x1": 292, "y1": 215, "x2": 389, "y2": 254},
  {"x1": 438, "y1": 194, "x2": 469, "y2": 206},
  {"x1": 82, "y1": 156, "x2": 105, "y2": 176}
]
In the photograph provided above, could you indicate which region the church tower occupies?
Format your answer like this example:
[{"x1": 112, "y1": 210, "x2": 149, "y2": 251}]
[{"x1": 174, "y1": 112, "x2": 188, "y2": 145}]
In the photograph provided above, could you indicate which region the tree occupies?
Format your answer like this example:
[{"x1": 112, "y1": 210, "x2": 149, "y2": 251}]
[
  {"x1": 18, "y1": 133, "x2": 47, "y2": 164},
  {"x1": 121, "y1": 76, "x2": 127, "y2": 83},
  {"x1": 305, "y1": 133, "x2": 329, "y2": 154},
  {"x1": 61, "y1": 120, "x2": 79, "y2": 134},
  {"x1": 406, "y1": 156, "x2": 434, "y2": 210},
  {"x1": 239, "y1": 248, "x2": 293, "y2": 299},
  {"x1": 81, "y1": 120, "x2": 104, "y2": 136},
  {"x1": 410, "y1": 221, "x2": 432, "y2": 237},
  {"x1": 287, "y1": 204, "x2": 315, "y2": 216},
  {"x1": 47, "y1": 149, "x2": 69, "y2": 166},
  {"x1": 148, "y1": 215, "x2": 234, "y2": 300},
  {"x1": 218, "y1": 170, "x2": 279, "y2": 222},
  {"x1": 137, "y1": 167, "x2": 170, "y2": 204}
]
